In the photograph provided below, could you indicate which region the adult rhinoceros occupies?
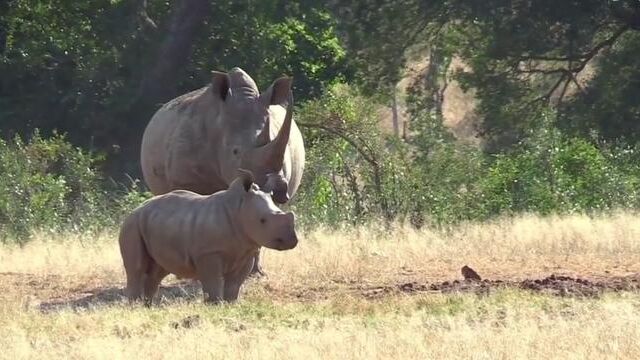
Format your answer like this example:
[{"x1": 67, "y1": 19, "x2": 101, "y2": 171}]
[{"x1": 140, "y1": 67, "x2": 305, "y2": 276}]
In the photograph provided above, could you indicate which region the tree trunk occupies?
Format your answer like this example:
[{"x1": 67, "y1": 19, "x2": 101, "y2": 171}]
[
  {"x1": 342, "y1": 157, "x2": 363, "y2": 222},
  {"x1": 135, "y1": 0, "x2": 209, "y2": 108},
  {"x1": 391, "y1": 88, "x2": 400, "y2": 137},
  {"x1": 113, "y1": 0, "x2": 210, "y2": 178},
  {"x1": 424, "y1": 45, "x2": 445, "y2": 115},
  {"x1": 0, "y1": 1, "x2": 8, "y2": 55},
  {"x1": 371, "y1": 162, "x2": 392, "y2": 224}
]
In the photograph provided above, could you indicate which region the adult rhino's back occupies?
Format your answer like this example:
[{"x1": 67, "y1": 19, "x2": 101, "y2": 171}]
[{"x1": 141, "y1": 87, "x2": 212, "y2": 195}]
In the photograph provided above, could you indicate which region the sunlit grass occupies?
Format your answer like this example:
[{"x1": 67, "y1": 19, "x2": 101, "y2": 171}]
[
  {"x1": 0, "y1": 212, "x2": 639, "y2": 359},
  {"x1": 1, "y1": 290, "x2": 640, "y2": 359}
]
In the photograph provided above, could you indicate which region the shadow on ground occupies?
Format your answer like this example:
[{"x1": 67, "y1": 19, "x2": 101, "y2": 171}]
[
  {"x1": 39, "y1": 281, "x2": 203, "y2": 313},
  {"x1": 22, "y1": 271, "x2": 640, "y2": 313}
]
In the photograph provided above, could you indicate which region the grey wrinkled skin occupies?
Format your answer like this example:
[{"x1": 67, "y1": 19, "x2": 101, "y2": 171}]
[
  {"x1": 118, "y1": 170, "x2": 298, "y2": 305},
  {"x1": 140, "y1": 67, "x2": 305, "y2": 276}
]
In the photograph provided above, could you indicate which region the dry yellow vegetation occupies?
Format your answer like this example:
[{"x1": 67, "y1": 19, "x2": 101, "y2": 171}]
[{"x1": 1, "y1": 212, "x2": 640, "y2": 359}]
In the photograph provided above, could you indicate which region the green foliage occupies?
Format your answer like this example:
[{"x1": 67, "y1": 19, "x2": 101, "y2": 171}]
[
  {"x1": 293, "y1": 83, "x2": 437, "y2": 225},
  {"x1": 563, "y1": 31, "x2": 640, "y2": 142},
  {"x1": 293, "y1": 89, "x2": 640, "y2": 227},
  {"x1": 328, "y1": 0, "x2": 439, "y2": 92},
  {"x1": 474, "y1": 112, "x2": 639, "y2": 218},
  {"x1": 335, "y1": 0, "x2": 640, "y2": 149},
  {"x1": 1, "y1": 0, "x2": 352, "y2": 173},
  {"x1": 3, "y1": 0, "x2": 640, "y2": 235},
  {"x1": 444, "y1": 1, "x2": 640, "y2": 149},
  {"x1": 0, "y1": 132, "x2": 150, "y2": 243},
  {"x1": 196, "y1": 4, "x2": 350, "y2": 99}
]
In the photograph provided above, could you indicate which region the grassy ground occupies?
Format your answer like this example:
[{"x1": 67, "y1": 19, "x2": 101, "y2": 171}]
[{"x1": 1, "y1": 212, "x2": 640, "y2": 359}]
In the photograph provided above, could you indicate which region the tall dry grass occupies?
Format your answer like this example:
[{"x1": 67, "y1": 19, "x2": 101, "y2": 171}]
[
  {"x1": 2, "y1": 211, "x2": 638, "y2": 288},
  {"x1": 0, "y1": 212, "x2": 639, "y2": 359},
  {"x1": 1, "y1": 289, "x2": 640, "y2": 359}
]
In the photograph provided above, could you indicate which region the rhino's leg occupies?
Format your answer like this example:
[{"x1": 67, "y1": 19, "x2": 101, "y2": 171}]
[
  {"x1": 119, "y1": 219, "x2": 150, "y2": 303},
  {"x1": 143, "y1": 262, "x2": 169, "y2": 307},
  {"x1": 249, "y1": 250, "x2": 266, "y2": 278},
  {"x1": 125, "y1": 269, "x2": 146, "y2": 302},
  {"x1": 194, "y1": 253, "x2": 224, "y2": 304},
  {"x1": 223, "y1": 258, "x2": 254, "y2": 302}
]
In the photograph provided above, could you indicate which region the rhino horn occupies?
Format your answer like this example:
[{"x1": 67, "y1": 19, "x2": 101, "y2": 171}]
[
  {"x1": 255, "y1": 76, "x2": 292, "y2": 148},
  {"x1": 262, "y1": 91, "x2": 293, "y2": 169},
  {"x1": 255, "y1": 117, "x2": 271, "y2": 147}
]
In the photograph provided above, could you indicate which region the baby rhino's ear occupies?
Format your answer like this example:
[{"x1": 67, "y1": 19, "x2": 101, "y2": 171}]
[{"x1": 230, "y1": 169, "x2": 255, "y2": 192}]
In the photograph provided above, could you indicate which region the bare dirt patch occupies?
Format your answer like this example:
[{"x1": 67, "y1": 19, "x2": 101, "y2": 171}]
[
  {"x1": 357, "y1": 273, "x2": 640, "y2": 300},
  {"x1": 3, "y1": 269, "x2": 639, "y2": 313},
  {"x1": 0, "y1": 273, "x2": 640, "y2": 312}
]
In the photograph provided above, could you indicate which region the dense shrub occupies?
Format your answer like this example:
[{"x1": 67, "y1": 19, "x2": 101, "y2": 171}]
[
  {"x1": 292, "y1": 88, "x2": 640, "y2": 228},
  {"x1": 474, "y1": 113, "x2": 640, "y2": 218},
  {"x1": 0, "y1": 132, "x2": 150, "y2": 243},
  {"x1": 291, "y1": 84, "x2": 414, "y2": 226},
  {"x1": 3, "y1": 90, "x2": 640, "y2": 241}
]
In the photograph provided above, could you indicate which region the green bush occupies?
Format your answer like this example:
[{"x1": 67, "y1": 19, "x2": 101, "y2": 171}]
[
  {"x1": 4, "y1": 93, "x2": 640, "y2": 239},
  {"x1": 473, "y1": 116, "x2": 640, "y2": 219},
  {"x1": 405, "y1": 95, "x2": 486, "y2": 225},
  {"x1": 293, "y1": 89, "x2": 640, "y2": 228},
  {"x1": 292, "y1": 83, "x2": 410, "y2": 226},
  {"x1": 0, "y1": 131, "x2": 150, "y2": 243}
]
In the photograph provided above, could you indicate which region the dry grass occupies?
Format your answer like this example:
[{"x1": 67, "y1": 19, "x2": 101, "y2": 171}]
[{"x1": 1, "y1": 212, "x2": 640, "y2": 359}]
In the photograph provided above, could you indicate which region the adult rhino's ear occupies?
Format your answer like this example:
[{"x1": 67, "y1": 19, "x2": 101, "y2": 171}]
[
  {"x1": 230, "y1": 168, "x2": 255, "y2": 192},
  {"x1": 260, "y1": 76, "x2": 292, "y2": 108},
  {"x1": 211, "y1": 71, "x2": 231, "y2": 101}
]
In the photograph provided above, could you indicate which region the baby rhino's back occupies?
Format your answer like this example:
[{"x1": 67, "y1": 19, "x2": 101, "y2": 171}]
[{"x1": 136, "y1": 190, "x2": 220, "y2": 278}]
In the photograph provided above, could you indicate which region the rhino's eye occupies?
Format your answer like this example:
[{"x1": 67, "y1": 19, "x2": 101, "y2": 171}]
[
  {"x1": 232, "y1": 148, "x2": 239, "y2": 156},
  {"x1": 260, "y1": 218, "x2": 266, "y2": 224}
]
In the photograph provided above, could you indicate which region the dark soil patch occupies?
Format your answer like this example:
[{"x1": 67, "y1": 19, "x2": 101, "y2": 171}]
[
  {"x1": 3, "y1": 271, "x2": 640, "y2": 313},
  {"x1": 359, "y1": 273, "x2": 640, "y2": 299}
]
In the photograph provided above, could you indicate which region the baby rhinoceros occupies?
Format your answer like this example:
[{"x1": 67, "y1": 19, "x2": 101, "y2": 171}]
[{"x1": 118, "y1": 169, "x2": 298, "y2": 305}]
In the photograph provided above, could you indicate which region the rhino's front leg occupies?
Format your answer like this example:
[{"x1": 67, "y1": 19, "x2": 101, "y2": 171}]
[
  {"x1": 249, "y1": 250, "x2": 265, "y2": 278},
  {"x1": 194, "y1": 253, "x2": 225, "y2": 304},
  {"x1": 224, "y1": 257, "x2": 254, "y2": 302}
]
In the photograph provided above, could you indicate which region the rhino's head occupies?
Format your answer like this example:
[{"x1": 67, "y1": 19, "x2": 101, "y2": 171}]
[
  {"x1": 210, "y1": 68, "x2": 294, "y2": 204},
  {"x1": 230, "y1": 169, "x2": 298, "y2": 251}
]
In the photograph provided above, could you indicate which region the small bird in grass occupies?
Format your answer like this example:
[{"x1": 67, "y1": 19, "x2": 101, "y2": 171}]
[{"x1": 461, "y1": 265, "x2": 482, "y2": 281}]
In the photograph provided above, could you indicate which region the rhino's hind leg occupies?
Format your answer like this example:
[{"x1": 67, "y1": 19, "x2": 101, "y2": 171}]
[
  {"x1": 143, "y1": 262, "x2": 169, "y2": 306},
  {"x1": 124, "y1": 268, "x2": 146, "y2": 302},
  {"x1": 119, "y1": 217, "x2": 150, "y2": 303},
  {"x1": 248, "y1": 250, "x2": 266, "y2": 278}
]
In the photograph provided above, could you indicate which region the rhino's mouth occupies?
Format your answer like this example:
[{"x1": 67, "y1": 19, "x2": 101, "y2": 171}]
[
  {"x1": 272, "y1": 189, "x2": 290, "y2": 204},
  {"x1": 262, "y1": 172, "x2": 289, "y2": 204},
  {"x1": 272, "y1": 235, "x2": 297, "y2": 250}
]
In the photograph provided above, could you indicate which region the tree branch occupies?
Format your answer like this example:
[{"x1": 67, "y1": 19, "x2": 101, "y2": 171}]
[
  {"x1": 521, "y1": 72, "x2": 568, "y2": 110},
  {"x1": 555, "y1": 73, "x2": 572, "y2": 109},
  {"x1": 137, "y1": 0, "x2": 158, "y2": 30},
  {"x1": 296, "y1": 121, "x2": 378, "y2": 167},
  {"x1": 517, "y1": 25, "x2": 630, "y2": 65},
  {"x1": 517, "y1": 26, "x2": 629, "y2": 107}
]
